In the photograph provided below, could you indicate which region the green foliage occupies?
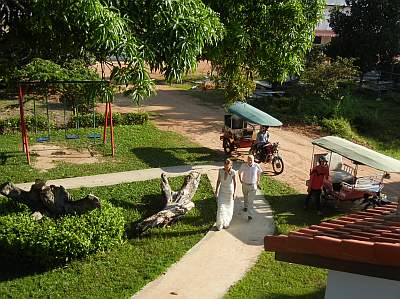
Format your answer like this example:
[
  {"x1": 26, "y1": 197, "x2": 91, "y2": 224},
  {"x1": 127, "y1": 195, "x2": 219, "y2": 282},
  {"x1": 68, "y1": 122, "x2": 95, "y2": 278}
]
[
  {"x1": 123, "y1": 0, "x2": 224, "y2": 83},
  {"x1": 0, "y1": 177, "x2": 216, "y2": 298},
  {"x1": 328, "y1": 0, "x2": 400, "y2": 74},
  {"x1": 0, "y1": 115, "x2": 52, "y2": 133},
  {"x1": 0, "y1": 201, "x2": 125, "y2": 264},
  {"x1": 321, "y1": 117, "x2": 359, "y2": 141},
  {"x1": 301, "y1": 54, "x2": 359, "y2": 100},
  {"x1": 203, "y1": 0, "x2": 325, "y2": 101},
  {"x1": 1, "y1": 0, "x2": 225, "y2": 103},
  {"x1": 223, "y1": 73, "x2": 256, "y2": 103},
  {"x1": 0, "y1": 112, "x2": 148, "y2": 133},
  {"x1": 68, "y1": 112, "x2": 148, "y2": 128}
]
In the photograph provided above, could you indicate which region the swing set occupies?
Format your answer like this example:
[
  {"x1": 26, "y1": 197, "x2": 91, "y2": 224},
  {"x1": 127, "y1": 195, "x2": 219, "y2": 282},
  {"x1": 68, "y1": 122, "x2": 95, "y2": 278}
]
[{"x1": 17, "y1": 80, "x2": 116, "y2": 165}]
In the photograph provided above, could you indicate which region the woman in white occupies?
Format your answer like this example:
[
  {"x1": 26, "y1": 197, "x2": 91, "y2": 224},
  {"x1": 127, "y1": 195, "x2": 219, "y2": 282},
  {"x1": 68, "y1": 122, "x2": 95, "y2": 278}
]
[{"x1": 215, "y1": 159, "x2": 237, "y2": 230}]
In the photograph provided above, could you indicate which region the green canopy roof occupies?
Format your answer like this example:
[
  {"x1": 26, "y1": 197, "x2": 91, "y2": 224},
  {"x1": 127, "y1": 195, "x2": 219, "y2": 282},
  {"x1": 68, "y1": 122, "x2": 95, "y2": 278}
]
[
  {"x1": 228, "y1": 102, "x2": 283, "y2": 126},
  {"x1": 312, "y1": 136, "x2": 400, "y2": 173}
]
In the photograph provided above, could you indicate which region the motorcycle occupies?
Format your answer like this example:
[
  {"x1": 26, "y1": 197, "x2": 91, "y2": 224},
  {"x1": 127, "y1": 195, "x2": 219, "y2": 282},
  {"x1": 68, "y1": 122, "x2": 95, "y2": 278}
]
[{"x1": 250, "y1": 142, "x2": 284, "y2": 174}]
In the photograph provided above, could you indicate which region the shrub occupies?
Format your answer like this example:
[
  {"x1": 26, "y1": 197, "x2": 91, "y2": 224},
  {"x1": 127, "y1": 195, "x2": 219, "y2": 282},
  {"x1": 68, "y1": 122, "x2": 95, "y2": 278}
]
[
  {"x1": 321, "y1": 117, "x2": 358, "y2": 140},
  {"x1": 68, "y1": 112, "x2": 149, "y2": 128},
  {"x1": 301, "y1": 54, "x2": 359, "y2": 101},
  {"x1": 332, "y1": 93, "x2": 360, "y2": 121},
  {"x1": 0, "y1": 200, "x2": 125, "y2": 265},
  {"x1": 0, "y1": 115, "x2": 52, "y2": 134},
  {"x1": 0, "y1": 112, "x2": 149, "y2": 134},
  {"x1": 122, "y1": 112, "x2": 149, "y2": 125}
]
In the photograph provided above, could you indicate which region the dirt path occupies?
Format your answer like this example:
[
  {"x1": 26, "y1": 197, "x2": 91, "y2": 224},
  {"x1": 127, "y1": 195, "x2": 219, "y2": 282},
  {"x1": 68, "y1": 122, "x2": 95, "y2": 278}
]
[{"x1": 102, "y1": 84, "x2": 400, "y2": 199}]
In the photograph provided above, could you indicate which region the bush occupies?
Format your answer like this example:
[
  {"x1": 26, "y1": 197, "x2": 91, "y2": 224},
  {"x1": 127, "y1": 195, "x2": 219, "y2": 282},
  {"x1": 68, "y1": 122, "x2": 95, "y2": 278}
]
[
  {"x1": 0, "y1": 115, "x2": 53, "y2": 134},
  {"x1": 0, "y1": 112, "x2": 149, "y2": 134},
  {"x1": 122, "y1": 112, "x2": 149, "y2": 125},
  {"x1": 68, "y1": 112, "x2": 148, "y2": 128},
  {"x1": 321, "y1": 117, "x2": 358, "y2": 140},
  {"x1": 0, "y1": 201, "x2": 125, "y2": 265},
  {"x1": 331, "y1": 93, "x2": 361, "y2": 121}
]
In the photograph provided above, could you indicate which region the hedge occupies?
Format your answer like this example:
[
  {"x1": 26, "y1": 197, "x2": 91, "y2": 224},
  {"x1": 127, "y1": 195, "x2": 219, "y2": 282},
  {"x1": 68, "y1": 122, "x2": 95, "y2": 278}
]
[
  {"x1": 0, "y1": 112, "x2": 148, "y2": 134},
  {"x1": 0, "y1": 200, "x2": 125, "y2": 265}
]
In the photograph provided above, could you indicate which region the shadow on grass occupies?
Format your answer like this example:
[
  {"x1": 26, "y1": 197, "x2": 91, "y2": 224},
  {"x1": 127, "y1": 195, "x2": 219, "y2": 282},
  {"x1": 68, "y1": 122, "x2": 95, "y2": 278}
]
[
  {"x1": 131, "y1": 147, "x2": 222, "y2": 169},
  {"x1": 109, "y1": 194, "x2": 164, "y2": 219},
  {"x1": 0, "y1": 254, "x2": 58, "y2": 282},
  {"x1": 0, "y1": 200, "x2": 26, "y2": 216},
  {"x1": 266, "y1": 193, "x2": 343, "y2": 234},
  {"x1": 0, "y1": 151, "x2": 27, "y2": 165},
  {"x1": 125, "y1": 195, "x2": 216, "y2": 239},
  {"x1": 268, "y1": 288, "x2": 325, "y2": 299}
]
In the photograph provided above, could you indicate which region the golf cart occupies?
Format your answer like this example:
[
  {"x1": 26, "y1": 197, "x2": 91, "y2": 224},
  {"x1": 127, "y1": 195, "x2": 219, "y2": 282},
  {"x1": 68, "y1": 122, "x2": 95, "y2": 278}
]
[
  {"x1": 220, "y1": 102, "x2": 284, "y2": 174},
  {"x1": 309, "y1": 136, "x2": 400, "y2": 209}
]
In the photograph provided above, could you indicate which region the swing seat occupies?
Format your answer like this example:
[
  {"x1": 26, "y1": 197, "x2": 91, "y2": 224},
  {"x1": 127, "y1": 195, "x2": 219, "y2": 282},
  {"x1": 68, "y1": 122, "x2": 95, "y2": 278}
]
[
  {"x1": 87, "y1": 133, "x2": 101, "y2": 139},
  {"x1": 66, "y1": 134, "x2": 80, "y2": 140},
  {"x1": 36, "y1": 136, "x2": 50, "y2": 143}
]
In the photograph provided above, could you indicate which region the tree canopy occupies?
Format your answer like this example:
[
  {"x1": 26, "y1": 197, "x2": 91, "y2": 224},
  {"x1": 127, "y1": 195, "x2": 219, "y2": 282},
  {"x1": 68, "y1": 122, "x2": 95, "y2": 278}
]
[
  {"x1": 1, "y1": 0, "x2": 326, "y2": 103},
  {"x1": 0, "y1": 0, "x2": 223, "y2": 102},
  {"x1": 328, "y1": 0, "x2": 400, "y2": 76},
  {"x1": 203, "y1": 0, "x2": 325, "y2": 101}
]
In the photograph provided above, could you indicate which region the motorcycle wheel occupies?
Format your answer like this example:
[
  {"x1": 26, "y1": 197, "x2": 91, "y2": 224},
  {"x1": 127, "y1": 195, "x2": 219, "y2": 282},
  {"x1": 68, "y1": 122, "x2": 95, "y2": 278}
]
[
  {"x1": 272, "y1": 156, "x2": 284, "y2": 174},
  {"x1": 223, "y1": 139, "x2": 233, "y2": 155}
]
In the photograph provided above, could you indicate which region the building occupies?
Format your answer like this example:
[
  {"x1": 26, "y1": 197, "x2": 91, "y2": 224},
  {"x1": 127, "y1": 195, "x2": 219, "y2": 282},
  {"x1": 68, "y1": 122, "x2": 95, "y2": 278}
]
[
  {"x1": 315, "y1": 0, "x2": 348, "y2": 44},
  {"x1": 265, "y1": 204, "x2": 400, "y2": 299}
]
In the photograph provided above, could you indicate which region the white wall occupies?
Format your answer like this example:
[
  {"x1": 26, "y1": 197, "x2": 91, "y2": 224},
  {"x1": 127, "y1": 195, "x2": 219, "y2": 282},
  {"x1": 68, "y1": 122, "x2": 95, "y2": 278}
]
[{"x1": 325, "y1": 270, "x2": 400, "y2": 299}]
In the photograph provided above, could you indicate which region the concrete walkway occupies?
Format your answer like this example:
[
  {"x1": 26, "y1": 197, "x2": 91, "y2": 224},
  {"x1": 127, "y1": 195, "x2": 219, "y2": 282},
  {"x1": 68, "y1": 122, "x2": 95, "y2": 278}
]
[{"x1": 15, "y1": 162, "x2": 275, "y2": 299}]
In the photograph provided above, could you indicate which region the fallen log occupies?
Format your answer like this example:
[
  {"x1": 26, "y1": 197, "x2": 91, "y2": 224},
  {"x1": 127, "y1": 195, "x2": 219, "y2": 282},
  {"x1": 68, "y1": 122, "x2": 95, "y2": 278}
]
[
  {"x1": 0, "y1": 180, "x2": 101, "y2": 219},
  {"x1": 135, "y1": 171, "x2": 201, "y2": 234}
]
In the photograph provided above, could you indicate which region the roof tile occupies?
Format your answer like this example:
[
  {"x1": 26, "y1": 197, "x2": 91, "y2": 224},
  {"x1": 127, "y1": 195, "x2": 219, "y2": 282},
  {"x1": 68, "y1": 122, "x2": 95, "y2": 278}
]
[
  {"x1": 374, "y1": 243, "x2": 400, "y2": 266},
  {"x1": 265, "y1": 204, "x2": 400, "y2": 267},
  {"x1": 341, "y1": 239, "x2": 376, "y2": 263}
]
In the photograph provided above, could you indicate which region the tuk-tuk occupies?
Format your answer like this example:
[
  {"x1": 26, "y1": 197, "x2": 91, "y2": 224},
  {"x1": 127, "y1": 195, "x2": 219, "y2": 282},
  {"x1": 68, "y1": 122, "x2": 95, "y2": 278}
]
[
  {"x1": 309, "y1": 136, "x2": 400, "y2": 208},
  {"x1": 220, "y1": 102, "x2": 284, "y2": 174}
]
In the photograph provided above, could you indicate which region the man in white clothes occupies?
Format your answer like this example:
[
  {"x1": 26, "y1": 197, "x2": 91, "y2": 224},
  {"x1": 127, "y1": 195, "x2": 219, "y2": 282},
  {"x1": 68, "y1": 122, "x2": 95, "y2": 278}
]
[{"x1": 238, "y1": 154, "x2": 263, "y2": 220}]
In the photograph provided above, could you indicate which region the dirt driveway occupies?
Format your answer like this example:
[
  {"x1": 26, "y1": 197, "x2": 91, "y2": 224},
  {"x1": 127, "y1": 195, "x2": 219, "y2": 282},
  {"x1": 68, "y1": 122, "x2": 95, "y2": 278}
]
[{"x1": 102, "y1": 84, "x2": 400, "y2": 199}]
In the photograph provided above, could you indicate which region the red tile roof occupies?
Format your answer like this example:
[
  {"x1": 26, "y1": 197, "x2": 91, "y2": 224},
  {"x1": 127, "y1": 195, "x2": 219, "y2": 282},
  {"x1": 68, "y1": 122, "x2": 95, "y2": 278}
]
[
  {"x1": 265, "y1": 203, "x2": 400, "y2": 267},
  {"x1": 315, "y1": 29, "x2": 337, "y2": 37}
]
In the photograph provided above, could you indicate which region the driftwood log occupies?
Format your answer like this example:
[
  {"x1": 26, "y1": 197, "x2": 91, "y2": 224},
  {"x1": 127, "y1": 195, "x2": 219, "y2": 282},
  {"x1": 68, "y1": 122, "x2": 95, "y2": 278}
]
[
  {"x1": 0, "y1": 180, "x2": 101, "y2": 219},
  {"x1": 135, "y1": 171, "x2": 201, "y2": 234}
]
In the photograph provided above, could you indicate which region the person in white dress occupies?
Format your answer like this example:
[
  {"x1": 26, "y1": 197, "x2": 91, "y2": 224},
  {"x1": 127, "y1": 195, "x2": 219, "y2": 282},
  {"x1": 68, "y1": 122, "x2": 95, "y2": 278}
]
[{"x1": 215, "y1": 159, "x2": 237, "y2": 230}]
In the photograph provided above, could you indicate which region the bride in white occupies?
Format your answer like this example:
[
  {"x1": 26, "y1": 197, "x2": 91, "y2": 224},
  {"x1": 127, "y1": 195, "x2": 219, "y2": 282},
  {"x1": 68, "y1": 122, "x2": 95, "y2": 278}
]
[{"x1": 215, "y1": 159, "x2": 237, "y2": 230}]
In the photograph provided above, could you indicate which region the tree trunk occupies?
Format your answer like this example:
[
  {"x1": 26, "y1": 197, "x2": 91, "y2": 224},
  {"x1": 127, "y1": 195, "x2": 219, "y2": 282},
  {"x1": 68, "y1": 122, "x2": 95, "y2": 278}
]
[
  {"x1": 0, "y1": 180, "x2": 101, "y2": 219},
  {"x1": 135, "y1": 171, "x2": 201, "y2": 234}
]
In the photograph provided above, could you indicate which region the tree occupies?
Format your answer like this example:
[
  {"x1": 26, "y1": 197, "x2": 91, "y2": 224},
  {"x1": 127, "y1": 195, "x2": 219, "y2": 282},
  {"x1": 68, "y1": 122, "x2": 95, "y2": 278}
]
[
  {"x1": 328, "y1": 0, "x2": 400, "y2": 79},
  {"x1": 202, "y1": 0, "x2": 325, "y2": 102},
  {"x1": 0, "y1": 0, "x2": 223, "y2": 102},
  {"x1": 301, "y1": 53, "x2": 359, "y2": 101}
]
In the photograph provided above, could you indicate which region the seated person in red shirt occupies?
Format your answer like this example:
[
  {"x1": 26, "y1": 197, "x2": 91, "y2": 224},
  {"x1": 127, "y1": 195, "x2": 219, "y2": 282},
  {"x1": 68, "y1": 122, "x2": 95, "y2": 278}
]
[{"x1": 305, "y1": 155, "x2": 329, "y2": 215}]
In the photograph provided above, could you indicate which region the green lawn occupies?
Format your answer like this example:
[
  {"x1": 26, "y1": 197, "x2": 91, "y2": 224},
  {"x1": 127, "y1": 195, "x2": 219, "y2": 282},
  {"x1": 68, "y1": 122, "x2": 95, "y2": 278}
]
[
  {"x1": 225, "y1": 177, "x2": 343, "y2": 299},
  {"x1": 0, "y1": 123, "x2": 222, "y2": 183},
  {"x1": 0, "y1": 175, "x2": 216, "y2": 298}
]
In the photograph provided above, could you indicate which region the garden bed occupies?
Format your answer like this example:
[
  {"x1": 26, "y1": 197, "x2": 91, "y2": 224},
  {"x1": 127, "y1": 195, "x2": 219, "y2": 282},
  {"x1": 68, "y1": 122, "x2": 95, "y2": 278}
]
[{"x1": 0, "y1": 175, "x2": 216, "y2": 298}]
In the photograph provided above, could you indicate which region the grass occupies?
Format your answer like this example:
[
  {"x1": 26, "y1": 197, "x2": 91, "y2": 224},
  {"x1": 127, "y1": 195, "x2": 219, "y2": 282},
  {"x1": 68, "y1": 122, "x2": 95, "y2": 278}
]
[
  {"x1": 0, "y1": 175, "x2": 216, "y2": 298},
  {"x1": 225, "y1": 177, "x2": 343, "y2": 299},
  {"x1": 0, "y1": 123, "x2": 222, "y2": 183}
]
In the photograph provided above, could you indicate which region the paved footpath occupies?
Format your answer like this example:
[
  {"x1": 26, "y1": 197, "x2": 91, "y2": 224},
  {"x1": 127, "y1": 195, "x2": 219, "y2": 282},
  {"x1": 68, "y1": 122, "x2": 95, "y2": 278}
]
[{"x1": 16, "y1": 162, "x2": 275, "y2": 299}]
